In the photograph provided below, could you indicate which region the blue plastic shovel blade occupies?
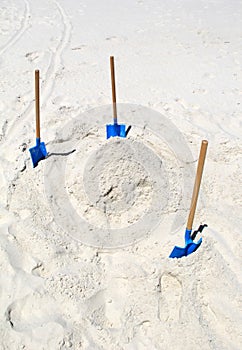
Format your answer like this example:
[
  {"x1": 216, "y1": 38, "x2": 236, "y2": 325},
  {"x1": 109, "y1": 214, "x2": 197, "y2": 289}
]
[
  {"x1": 29, "y1": 138, "x2": 47, "y2": 168},
  {"x1": 169, "y1": 229, "x2": 202, "y2": 258},
  {"x1": 106, "y1": 124, "x2": 126, "y2": 139}
]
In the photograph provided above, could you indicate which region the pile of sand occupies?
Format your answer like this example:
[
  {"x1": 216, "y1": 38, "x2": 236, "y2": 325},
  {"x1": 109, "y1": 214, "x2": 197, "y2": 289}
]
[{"x1": 0, "y1": 0, "x2": 241, "y2": 349}]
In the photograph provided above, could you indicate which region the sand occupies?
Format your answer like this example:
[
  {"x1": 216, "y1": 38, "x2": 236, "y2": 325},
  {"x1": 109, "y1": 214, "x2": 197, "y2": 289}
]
[{"x1": 0, "y1": 0, "x2": 241, "y2": 349}]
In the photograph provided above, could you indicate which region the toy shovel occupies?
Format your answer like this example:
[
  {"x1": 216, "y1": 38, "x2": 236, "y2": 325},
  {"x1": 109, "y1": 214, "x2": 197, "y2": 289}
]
[
  {"x1": 106, "y1": 56, "x2": 126, "y2": 139},
  {"x1": 169, "y1": 140, "x2": 208, "y2": 258},
  {"x1": 29, "y1": 70, "x2": 47, "y2": 168}
]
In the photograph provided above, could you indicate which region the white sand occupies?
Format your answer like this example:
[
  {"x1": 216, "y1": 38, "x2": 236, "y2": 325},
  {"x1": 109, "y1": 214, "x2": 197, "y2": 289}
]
[{"x1": 0, "y1": 0, "x2": 241, "y2": 349}]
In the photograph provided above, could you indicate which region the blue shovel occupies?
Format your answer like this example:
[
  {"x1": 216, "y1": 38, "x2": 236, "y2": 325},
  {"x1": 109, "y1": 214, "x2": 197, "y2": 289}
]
[
  {"x1": 169, "y1": 140, "x2": 208, "y2": 258},
  {"x1": 29, "y1": 70, "x2": 47, "y2": 168},
  {"x1": 106, "y1": 56, "x2": 126, "y2": 139}
]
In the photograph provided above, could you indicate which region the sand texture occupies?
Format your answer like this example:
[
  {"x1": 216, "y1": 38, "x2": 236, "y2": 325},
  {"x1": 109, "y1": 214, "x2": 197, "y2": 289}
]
[{"x1": 0, "y1": 0, "x2": 241, "y2": 349}]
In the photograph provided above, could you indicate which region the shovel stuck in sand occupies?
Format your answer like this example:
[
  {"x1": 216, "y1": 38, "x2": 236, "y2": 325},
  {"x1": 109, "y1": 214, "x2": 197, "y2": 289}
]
[
  {"x1": 29, "y1": 70, "x2": 47, "y2": 168},
  {"x1": 169, "y1": 140, "x2": 208, "y2": 258},
  {"x1": 106, "y1": 56, "x2": 126, "y2": 139}
]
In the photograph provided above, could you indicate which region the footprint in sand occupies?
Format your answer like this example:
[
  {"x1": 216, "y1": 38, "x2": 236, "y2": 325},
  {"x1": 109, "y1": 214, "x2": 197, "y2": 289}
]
[
  {"x1": 82, "y1": 278, "x2": 129, "y2": 330},
  {"x1": 5, "y1": 293, "x2": 66, "y2": 339},
  {"x1": 158, "y1": 273, "x2": 182, "y2": 323}
]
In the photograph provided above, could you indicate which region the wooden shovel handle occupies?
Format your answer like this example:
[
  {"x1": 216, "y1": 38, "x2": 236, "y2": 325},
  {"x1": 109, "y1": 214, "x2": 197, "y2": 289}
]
[
  {"x1": 187, "y1": 140, "x2": 208, "y2": 231},
  {"x1": 35, "y1": 69, "x2": 40, "y2": 139},
  {"x1": 110, "y1": 56, "x2": 117, "y2": 124}
]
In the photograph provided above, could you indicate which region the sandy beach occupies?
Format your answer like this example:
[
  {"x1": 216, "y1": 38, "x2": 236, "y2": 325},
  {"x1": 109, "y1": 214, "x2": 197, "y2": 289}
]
[{"x1": 0, "y1": 0, "x2": 241, "y2": 349}]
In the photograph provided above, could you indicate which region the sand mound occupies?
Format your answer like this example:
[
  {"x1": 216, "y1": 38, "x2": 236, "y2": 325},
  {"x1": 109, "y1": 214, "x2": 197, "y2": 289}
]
[{"x1": 0, "y1": 0, "x2": 241, "y2": 348}]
